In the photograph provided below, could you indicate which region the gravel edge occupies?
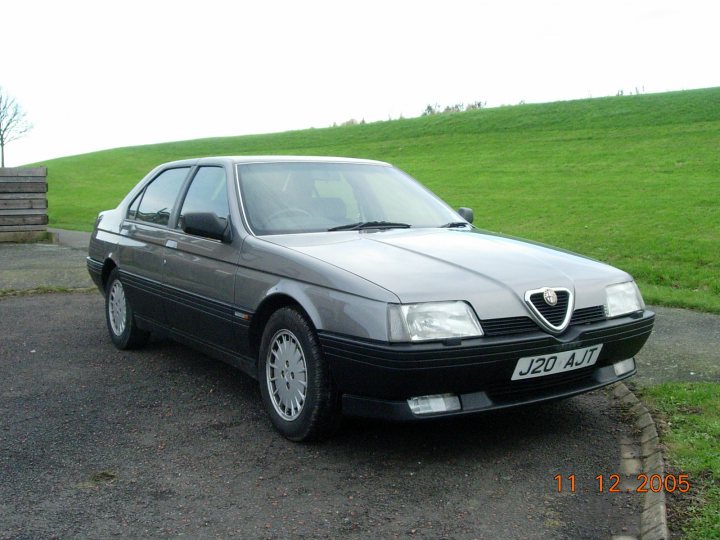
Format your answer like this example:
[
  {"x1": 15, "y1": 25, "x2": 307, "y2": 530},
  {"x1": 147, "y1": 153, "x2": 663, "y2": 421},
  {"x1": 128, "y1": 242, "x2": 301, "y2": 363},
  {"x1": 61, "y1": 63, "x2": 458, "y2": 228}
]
[{"x1": 612, "y1": 382, "x2": 669, "y2": 540}]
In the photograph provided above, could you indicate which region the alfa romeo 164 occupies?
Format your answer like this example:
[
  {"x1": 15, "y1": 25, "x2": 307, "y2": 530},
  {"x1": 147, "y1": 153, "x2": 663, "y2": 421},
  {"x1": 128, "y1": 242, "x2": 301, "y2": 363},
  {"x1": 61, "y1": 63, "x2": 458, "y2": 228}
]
[{"x1": 88, "y1": 156, "x2": 654, "y2": 440}]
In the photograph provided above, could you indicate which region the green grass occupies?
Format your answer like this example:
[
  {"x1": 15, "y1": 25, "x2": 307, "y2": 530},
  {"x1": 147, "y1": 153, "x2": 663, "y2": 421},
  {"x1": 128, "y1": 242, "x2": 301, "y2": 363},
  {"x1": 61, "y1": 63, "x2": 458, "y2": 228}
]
[
  {"x1": 642, "y1": 383, "x2": 720, "y2": 539},
  {"x1": 0, "y1": 286, "x2": 95, "y2": 298},
  {"x1": 31, "y1": 87, "x2": 720, "y2": 312}
]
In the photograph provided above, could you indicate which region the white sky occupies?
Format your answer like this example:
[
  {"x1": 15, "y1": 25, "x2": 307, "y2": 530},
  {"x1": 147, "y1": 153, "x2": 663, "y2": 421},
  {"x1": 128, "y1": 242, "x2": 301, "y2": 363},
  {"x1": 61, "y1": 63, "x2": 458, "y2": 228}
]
[{"x1": 3, "y1": 0, "x2": 718, "y2": 166}]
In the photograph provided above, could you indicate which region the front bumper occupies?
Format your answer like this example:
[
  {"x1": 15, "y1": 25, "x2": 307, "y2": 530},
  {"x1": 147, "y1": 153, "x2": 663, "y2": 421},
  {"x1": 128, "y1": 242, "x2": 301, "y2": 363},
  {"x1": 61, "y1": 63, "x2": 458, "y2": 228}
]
[{"x1": 319, "y1": 310, "x2": 655, "y2": 420}]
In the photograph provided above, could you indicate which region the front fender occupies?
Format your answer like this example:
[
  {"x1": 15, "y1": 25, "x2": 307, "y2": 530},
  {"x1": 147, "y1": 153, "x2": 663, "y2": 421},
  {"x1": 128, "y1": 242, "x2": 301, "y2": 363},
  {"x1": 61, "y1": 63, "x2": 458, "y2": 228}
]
[{"x1": 263, "y1": 279, "x2": 391, "y2": 341}]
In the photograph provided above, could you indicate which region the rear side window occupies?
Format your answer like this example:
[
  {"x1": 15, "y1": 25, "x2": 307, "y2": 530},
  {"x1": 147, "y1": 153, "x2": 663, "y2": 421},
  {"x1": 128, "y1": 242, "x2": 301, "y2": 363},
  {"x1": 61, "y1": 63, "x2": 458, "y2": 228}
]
[
  {"x1": 126, "y1": 192, "x2": 141, "y2": 220},
  {"x1": 178, "y1": 167, "x2": 229, "y2": 224},
  {"x1": 133, "y1": 168, "x2": 189, "y2": 226}
]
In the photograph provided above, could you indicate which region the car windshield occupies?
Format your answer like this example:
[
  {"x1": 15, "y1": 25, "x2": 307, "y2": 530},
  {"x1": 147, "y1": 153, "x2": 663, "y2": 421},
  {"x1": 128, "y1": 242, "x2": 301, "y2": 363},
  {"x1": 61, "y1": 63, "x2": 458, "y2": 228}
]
[{"x1": 236, "y1": 162, "x2": 462, "y2": 235}]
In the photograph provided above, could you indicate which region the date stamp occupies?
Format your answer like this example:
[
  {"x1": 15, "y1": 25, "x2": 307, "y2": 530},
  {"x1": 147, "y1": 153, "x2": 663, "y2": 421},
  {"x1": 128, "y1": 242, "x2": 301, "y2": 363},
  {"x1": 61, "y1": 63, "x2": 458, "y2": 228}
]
[{"x1": 554, "y1": 473, "x2": 691, "y2": 493}]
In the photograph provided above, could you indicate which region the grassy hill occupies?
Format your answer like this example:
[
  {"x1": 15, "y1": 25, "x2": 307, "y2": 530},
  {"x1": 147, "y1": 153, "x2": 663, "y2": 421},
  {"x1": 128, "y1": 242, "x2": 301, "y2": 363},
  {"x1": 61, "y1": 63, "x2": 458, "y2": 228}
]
[{"x1": 35, "y1": 88, "x2": 720, "y2": 312}]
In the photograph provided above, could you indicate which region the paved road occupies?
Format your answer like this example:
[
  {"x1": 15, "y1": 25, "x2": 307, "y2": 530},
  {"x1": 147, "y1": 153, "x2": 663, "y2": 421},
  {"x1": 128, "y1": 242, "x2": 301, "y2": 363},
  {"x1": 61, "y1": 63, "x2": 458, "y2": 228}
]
[
  {"x1": 634, "y1": 306, "x2": 720, "y2": 386},
  {"x1": 1, "y1": 292, "x2": 641, "y2": 539},
  {"x1": 1, "y1": 233, "x2": 718, "y2": 538},
  {"x1": 0, "y1": 242, "x2": 93, "y2": 292}
]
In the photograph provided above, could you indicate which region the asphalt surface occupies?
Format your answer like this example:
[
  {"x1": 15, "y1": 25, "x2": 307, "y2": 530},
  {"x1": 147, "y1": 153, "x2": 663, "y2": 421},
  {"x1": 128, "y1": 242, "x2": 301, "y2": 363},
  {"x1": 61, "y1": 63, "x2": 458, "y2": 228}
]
[
  {"x1": 1, "y1": 234, "x2": 718, "y2": 539},
  {"x1": 0, "y1": 242, "x2": 93, "y2": 292},
  {"x1": 634, "y1": 306, "x2": 720, "y2": 386},
  {"x1": 2, "y1": 293, "x2": 642, "y2": 539}
]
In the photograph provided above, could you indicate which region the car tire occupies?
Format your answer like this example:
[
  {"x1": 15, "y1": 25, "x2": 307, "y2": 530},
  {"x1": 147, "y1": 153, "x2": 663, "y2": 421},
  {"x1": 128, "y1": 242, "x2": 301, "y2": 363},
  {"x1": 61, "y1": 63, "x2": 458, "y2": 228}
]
[
  {"x1": 258, "y1": 307, "x2": 339, "y2": 441},
  {"x1": 105, "y1": 268, "x2": 150, "y2": 350}
]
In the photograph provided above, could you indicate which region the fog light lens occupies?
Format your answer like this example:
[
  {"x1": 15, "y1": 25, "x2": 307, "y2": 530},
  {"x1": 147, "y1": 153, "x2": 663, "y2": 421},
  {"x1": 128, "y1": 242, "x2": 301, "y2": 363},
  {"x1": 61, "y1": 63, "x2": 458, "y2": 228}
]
[
  {"x1": 407, "y1": 393, "x2": 461, "y2": 415},
  {"x1": 613, "y1": 358, "x2": 635, "y2": 376}
]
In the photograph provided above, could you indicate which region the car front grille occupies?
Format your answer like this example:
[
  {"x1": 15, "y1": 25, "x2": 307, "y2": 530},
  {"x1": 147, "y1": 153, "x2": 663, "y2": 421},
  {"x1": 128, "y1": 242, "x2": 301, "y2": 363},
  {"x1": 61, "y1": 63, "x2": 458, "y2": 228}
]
[
  {"x1": 528, "y1": 290, "x2": 570, "y2": 326},
  {"x1": 481, "y1": 316, "x2": 538, "y2": 336},
  {"x1": 481, "y1": 305, "x2": 606, "y2": 337},
  {"x1": 570, "y1": 305, "x2": 607, "y2": 325}
]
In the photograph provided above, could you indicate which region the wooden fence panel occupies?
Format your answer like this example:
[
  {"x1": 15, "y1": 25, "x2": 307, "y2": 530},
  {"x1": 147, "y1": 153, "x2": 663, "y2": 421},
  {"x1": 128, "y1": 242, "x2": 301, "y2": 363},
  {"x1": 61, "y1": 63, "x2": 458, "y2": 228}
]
[{"x1": 0, "y1": 167, "x2": 49, "y2": 242}]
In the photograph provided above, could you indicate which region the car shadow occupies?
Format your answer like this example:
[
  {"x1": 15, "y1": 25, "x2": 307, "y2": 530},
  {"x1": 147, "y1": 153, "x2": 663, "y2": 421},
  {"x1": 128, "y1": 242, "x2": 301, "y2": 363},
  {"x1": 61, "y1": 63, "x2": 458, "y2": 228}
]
[{"x1": 136, "y1": 337, "x2": 597, "y2": 459}]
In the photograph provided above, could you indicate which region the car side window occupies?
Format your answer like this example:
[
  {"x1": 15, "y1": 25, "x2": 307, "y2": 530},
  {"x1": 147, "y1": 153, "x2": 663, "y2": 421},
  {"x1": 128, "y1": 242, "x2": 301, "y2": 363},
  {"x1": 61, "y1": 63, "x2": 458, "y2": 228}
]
[
  {"x1": 126, "y1": 192, "x2": 141, "y2": 220},
  {"x1": 178, "y1": 167, "x2": 230, "y2": 227},
  {"x1": 134, "y1": 167, "x2": 189, "y2": 226}
]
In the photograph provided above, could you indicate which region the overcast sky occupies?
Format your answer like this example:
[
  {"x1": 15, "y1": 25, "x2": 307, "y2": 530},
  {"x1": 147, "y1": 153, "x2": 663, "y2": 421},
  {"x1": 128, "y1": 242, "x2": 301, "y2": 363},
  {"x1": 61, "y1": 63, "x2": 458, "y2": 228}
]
[{"x1": 3, "y1": 0, "x2": 718, "y2": 166}]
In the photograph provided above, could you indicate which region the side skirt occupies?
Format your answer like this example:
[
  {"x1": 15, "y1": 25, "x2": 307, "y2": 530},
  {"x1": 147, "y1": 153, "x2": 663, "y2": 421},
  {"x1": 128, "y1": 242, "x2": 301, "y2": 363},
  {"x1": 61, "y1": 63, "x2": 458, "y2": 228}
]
[{"x1": 134, "y1": 315, "x2": 257, "y2": 379}]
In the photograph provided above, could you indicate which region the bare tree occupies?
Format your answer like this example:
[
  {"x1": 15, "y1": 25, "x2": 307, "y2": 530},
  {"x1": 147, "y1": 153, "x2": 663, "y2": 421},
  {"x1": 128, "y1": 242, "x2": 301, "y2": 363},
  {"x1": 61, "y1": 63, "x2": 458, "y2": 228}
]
[{"x1": 0, "y1": 87, "x2": 33, "y2": 167}]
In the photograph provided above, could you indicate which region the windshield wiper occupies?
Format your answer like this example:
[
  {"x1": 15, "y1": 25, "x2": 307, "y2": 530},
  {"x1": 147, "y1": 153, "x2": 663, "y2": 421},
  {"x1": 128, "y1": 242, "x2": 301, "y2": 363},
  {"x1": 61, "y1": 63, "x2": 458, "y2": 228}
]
[
  {"x1": 440, "y1": 221, "x2": 470, "y2": 228},
  {"x1": 328, "y1": 221, "x2": 412, "y2": 232}
]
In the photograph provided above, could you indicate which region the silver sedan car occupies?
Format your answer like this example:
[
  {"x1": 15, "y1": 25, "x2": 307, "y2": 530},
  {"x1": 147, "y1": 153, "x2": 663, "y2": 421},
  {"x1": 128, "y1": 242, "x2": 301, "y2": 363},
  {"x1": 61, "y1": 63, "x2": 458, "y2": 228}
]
[{"x1": 88, "y1": 156, "x2": 655, "y2": 440}]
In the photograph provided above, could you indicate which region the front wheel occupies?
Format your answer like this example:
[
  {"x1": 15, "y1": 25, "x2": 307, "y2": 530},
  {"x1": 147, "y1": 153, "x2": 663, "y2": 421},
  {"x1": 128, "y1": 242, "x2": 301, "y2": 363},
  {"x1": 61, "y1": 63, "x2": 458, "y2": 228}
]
[
  {"x1": 105, "y1": 268, "x2": 149, "y2": 350},
  {"x1": 258, "y1": 307, "x2": 339, "y2": 441}
]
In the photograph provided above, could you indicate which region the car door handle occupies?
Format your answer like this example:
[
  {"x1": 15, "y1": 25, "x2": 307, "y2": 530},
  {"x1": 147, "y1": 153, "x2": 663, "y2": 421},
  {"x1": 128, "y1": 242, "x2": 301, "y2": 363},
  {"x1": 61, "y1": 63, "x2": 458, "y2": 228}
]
[{"x1": 166, "y1": 240, "x2": 177, "y2": 249}]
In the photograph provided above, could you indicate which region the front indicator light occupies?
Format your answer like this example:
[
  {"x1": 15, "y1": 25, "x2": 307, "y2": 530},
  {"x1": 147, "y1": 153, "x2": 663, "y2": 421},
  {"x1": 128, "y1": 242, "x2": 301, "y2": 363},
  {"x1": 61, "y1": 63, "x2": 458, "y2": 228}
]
[
  {"x1": 613, "y1": 358, "x2": 635, "y2": 376},
  {"x1": 407, "y1": 393, "x2": 461, "y2": 415}
]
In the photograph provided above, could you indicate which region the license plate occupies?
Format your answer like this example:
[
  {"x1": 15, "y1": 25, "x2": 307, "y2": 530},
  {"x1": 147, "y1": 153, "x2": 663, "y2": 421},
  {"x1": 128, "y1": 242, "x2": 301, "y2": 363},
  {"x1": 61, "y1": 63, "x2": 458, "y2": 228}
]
[{"x1": 511, "y1": 344, "x2": 603, "y2": 381}]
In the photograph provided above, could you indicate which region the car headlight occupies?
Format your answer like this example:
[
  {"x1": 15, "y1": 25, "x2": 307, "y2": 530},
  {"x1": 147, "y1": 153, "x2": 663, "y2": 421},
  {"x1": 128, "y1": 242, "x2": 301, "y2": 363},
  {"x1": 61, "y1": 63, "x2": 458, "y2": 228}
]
[
  {"x1": 387, "y1": 301, "x2": 483, "y2": 342},
  {"x1": 605, "y1": 281, "x2": 645, "y2": 318}
]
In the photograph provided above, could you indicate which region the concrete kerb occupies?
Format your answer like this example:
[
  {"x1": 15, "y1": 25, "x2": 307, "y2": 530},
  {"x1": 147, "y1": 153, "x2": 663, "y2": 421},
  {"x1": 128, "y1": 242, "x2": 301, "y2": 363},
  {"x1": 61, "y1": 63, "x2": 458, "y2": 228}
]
[{"x1": 612, "y1": 382, "x2": 669, "y2": 540}]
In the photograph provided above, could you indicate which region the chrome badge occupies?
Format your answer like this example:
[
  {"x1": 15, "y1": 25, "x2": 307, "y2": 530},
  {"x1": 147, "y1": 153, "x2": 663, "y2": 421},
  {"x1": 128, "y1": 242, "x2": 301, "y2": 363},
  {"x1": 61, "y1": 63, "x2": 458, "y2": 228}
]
[{"x1": 543, "y1": 288, "x2": 558, "y2": 306}]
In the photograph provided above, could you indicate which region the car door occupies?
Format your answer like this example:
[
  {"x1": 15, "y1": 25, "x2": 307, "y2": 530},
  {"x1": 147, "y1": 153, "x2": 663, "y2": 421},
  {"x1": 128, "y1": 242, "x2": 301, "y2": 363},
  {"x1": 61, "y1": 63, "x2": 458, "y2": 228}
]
[
  {"x1": 119, "y1": 166, "x2": 191, "y2": 326},
  {"x1": 162, "y1": 165, "x2": 244, "y2": 355}
]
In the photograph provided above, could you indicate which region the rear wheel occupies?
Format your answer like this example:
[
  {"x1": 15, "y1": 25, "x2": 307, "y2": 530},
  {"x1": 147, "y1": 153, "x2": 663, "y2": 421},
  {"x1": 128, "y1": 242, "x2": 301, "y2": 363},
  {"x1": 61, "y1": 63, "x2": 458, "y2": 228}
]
[
  {"x1": 258, "y1": 307, "x2": 339, "y2": 441},
  {"x1": 105, "y1": 268, "x2": 150, "y2": 350}
]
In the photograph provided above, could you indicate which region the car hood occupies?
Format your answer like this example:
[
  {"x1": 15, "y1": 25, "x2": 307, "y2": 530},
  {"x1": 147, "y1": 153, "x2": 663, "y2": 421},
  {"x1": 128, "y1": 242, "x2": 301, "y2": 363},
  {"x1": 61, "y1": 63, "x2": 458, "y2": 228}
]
[{"x1": 264, "y1": 228, "x2": 630, "y2": 319}]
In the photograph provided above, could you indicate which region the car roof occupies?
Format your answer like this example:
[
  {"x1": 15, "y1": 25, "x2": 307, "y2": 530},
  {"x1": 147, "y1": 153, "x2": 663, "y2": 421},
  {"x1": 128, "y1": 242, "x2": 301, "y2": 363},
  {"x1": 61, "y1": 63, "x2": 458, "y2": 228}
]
[{"x1": 160, "y1": 156, "x2": 391, "y2": 168}]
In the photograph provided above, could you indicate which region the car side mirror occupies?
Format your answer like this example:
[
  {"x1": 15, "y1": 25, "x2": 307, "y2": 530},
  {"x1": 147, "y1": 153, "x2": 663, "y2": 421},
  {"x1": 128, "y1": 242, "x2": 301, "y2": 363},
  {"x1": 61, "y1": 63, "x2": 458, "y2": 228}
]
[
  {"x1": 181, "y1": 212, "x2": 233, "y2": 243},
  {"x1": 457, "y1": 207, "x2": 474, "y2": 224}
]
